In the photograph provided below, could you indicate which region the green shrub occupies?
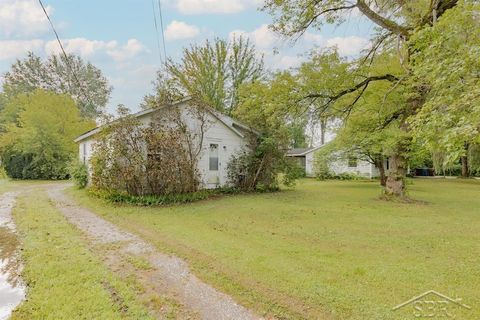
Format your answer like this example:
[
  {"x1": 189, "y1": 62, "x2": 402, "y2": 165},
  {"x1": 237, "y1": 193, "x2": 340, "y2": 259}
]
[
  {"x1": 70, "y1": 161, "x2": 89, "y2": 189},
  {"x1": 314, "y1": 152, "x2": 333, "y2": 180},
  {"x1": 334, "y1": 172, "x2": 362, "y2": 180},
  {"x1": 87, "y1": 185, "x2": 279, "y2": 206}
]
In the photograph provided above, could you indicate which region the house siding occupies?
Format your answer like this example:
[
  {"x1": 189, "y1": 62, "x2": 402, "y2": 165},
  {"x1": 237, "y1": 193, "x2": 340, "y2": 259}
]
[
  {"x1": 77, "y1": 102, "x2": 249, "y2": 189},
  {"x1": 329, "y1": 159, "x2": 375, "y2": 178}
]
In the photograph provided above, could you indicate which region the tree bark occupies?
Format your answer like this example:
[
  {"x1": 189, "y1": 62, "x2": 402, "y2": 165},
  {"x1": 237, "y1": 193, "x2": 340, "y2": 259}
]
[
  {"x1": 461, "y1": 142, "x2": 470, "y2": 178},
  {"x1": 320, "y1": 118, "x2": 326, "y2": 145},
  {"x1": 385, "y1": 152, "x2": 407, "y2": 197},
  {"x1": 375, "y1": 159, "x2": 387, "y2": 187},
  {"x1": 461, "y1": 156, "x2": 469, "y2": 178}
]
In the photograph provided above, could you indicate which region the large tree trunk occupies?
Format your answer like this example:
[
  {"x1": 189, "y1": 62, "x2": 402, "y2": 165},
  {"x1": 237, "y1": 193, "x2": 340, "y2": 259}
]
[
  {"x1": 461, "y1": 142, "x2": 470, "y2": 178},
  {"x1": 385, "y1": 153, "x2": 407, "y2": 197},
  {"x1": 375, "y1": 159, "x2": 387, "y2": 187},
  {"x1": 320, "y1": 119, "x2": 327, "y2": 145},
  {"x1": 461, "y1": 156, "x2": 469, "y2": 177}
]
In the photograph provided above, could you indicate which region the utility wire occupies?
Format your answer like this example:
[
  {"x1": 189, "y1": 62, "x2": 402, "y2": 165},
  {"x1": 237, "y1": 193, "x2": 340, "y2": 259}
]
[
  {"x1": 151, "y1": 0, "x2": 164, "y2": 65},
  {"x1": 38, "y1": 0, "x2": 95, "y2": 111},
  {"x1": 157, "y1": 0, "x2": 168, "y2": 67}
]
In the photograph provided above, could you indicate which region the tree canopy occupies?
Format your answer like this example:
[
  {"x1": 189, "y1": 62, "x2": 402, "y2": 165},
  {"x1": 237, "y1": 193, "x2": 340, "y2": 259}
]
[
  {"x1": 144, "y1": 37, "x2": 264, "y2": 115},
  {"x1": 0, "y1": 90, "x2": 94, "y2": 179},
  {"x1": 262, "y1": 0, "x2": 479, "y2": 197},
  {"x1": 2, "y1": 52, "x2": 111, "y2": 119}
]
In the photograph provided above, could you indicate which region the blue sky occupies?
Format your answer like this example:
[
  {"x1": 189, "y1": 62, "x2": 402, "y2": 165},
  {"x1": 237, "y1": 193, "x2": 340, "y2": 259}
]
[{"x1": 0, "y1": 0, "x2": 374, "y2": 114}]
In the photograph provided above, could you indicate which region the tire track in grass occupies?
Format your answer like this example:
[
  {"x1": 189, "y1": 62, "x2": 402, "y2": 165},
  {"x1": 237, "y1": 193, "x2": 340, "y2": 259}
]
[
  {"x1": 11, "y1": 187, "x2": 153, "y2": 320},
  {"x1": 47, "y1": 184, "x2": 262, "y2": 320}
]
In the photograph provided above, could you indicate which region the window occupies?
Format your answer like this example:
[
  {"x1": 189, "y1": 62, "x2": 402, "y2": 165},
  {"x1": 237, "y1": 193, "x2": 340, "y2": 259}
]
[
  {"x1": 209, "y1": 144, "x2": 219, "y2": 171},
  {"x1": 348, "y1": 155, "x2": 358, "y2": 168}
]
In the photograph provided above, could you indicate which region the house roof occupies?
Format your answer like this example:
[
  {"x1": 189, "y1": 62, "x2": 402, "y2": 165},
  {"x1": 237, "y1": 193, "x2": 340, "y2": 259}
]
[
  {"x1": 287, "y1": 145, "x2": 324, "y2": 156},
  {"x1": 74, "y1": 97, "x2": 258, "y2": 143}
]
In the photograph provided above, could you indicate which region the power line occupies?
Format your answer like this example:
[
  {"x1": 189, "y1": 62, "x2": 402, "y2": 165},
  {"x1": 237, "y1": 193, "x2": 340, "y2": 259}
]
[
  {"x1": 157, "y1": 0, "x2": 168, "y2": 66},
  {"x1": 37, "y1": 0, "x2": 95, "y2": 111},
  {"x1": 151, "y1": 0, "x2": 164, "y2": 65}
]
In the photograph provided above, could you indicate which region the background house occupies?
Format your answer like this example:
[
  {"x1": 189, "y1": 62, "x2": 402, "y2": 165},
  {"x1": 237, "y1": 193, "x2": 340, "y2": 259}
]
[
  {"x1": 287, "y1": 146, "x2": 323, "y2": 176},
  {"x1": 287, "y1": 146, "x2": 386, "y2": 178},
  {"x1": 75, "y1": 98, "x2": 256, "y2": 189}
]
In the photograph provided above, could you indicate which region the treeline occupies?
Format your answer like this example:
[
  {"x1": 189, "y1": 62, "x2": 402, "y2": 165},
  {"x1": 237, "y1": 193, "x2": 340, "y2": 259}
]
[{"x1": 0, "y1": 53, "x2": 109, "y2": 179}]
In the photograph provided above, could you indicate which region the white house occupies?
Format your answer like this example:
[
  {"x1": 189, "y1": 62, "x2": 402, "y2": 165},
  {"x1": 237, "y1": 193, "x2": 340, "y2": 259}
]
[
  {"x1": 287, "y1": 147, "x2": 323, "y2": 176},
  {"x1": 74, "y1": 98, "x2": 256, "y2": 189},
  {"x1": 287, "y1": 146, "x2": 384, "y2": 178}
]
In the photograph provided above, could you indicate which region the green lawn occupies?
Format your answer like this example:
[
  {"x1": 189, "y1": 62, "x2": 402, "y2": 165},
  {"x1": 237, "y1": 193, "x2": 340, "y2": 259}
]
[
  {"x1": 11, "y1": 187, "x2": 154, "y2": 320},
  {"x1": 68, "y1": 179, "x2": 480, "y2": 319}
]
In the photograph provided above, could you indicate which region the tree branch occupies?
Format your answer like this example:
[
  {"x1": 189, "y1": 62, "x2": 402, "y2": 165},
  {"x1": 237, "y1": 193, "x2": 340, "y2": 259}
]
[
  {"x1": 356, "y1": 0, "x2": 411, "y2": 38},
  {"x1": 293, "y1": 2, "x2": 357, "y2": 39},
  {"x1": 419, "y1": 0, "x2": 458, "y2": 26},
  {"x1": 304, "y1": 74, "x2": 399, "y2": 102}
]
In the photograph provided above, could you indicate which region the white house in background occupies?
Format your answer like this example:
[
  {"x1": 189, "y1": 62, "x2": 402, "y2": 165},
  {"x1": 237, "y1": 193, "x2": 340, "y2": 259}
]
[
  {"x1": 74, "y1": 98, "x2": 257, "y2": 189},
  {"x1": 287, "y1": 146, "x2": 383, "y2": 178},
  {"x1": 287, "y1": 146, "x2": 323, "y2": 176}
]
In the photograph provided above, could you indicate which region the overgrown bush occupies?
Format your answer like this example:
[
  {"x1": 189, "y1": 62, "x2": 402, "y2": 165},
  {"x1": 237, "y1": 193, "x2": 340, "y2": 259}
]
[
  {"x1": 227, "y1": 136, "x2": 301, "y2": 191},
  {"x1": 69, "y1": 160, "x2": 89, "y2": 188},
  {"x1": 91, "y1": 105, "x2": 206, "y2": 196},
  {"x1": 0, "y1": 90, "x2": 94, "y2": 180},
  {"x1": 2, "y1": 149, "x2": 70, "y2": 180}
]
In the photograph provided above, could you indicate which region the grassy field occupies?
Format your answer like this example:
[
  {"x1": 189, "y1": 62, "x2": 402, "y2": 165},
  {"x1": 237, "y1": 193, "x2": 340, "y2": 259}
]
[
  {"x1": 10, "y1": 187, "x2": 154, "y2": 319},
  {"x1": 68, "y1": 178, "x2": 480, "y2": 319}
]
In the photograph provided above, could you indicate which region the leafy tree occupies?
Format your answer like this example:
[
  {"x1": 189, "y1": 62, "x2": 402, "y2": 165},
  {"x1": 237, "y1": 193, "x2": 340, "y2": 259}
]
[
  {"x1": 145, "y1": 37, "x2": 264, "y2": 114},
  {"x1": 409, "y1": 2, "x2": 480, "y2": 177},
  {"x1": 263, "y1": 0, "x2": 475, "y2": 198},
  {"x1": 141, "y1": 71, "x2": 184, "y2": 109},
  {"x1": 232, "y1": 71, "x2": 304, "y2": 189},
  {"x1": 297, "y1": 48, "x2": 351, "y2": 145},
  {"x1": 3, "y1": 52, "x2": 111, "y2": 119},
  {"x1": 0, "y1": 90, "x2": 94, "y2": 179}
]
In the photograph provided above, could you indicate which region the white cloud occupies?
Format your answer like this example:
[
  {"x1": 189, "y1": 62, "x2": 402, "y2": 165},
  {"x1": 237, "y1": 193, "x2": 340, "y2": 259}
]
[
  {"x1": 325, "y1": 36, "x2": 370, "y2": 56},
  {"x1": 172, "y1": 0, "x2": 260, "y2": 15},
  {"x1": 164, "y1": 20, "x2": 200, "y2": 41},
  {"x1": 228, "y1": 24, "x2": 370, "y2": 71},
  {"x1": 273, "y1": 55, "x2": 303, "y2": 69},
  {"x1": 229, "y1": 24, "x2": 280, "y2": 49},
  {"x1": 44, "y1": 38, "x2": 113, "y2": 57},
  {"x1": 107, "y1": 39, "x2": 148, "y2": 62},
  {"x1": 0, "y1": 0, "x2": 52, "y2": 38},
  {"x1": 44, "y1": 38, "x2": 147, "y2": 62},
  {"x1": 0, "y1": 39, "x2": 44, "y2": 60}
]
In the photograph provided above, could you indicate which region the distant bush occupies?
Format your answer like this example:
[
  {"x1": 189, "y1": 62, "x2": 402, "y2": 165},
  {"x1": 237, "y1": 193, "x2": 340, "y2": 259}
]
[
  {"x1": 314, "y1": 150, "x2": 333, "y2": 180},
  {"x1": 69, "y1": 161, "x2": 89, "y2": 189},
  {"x1": 333, "y1": 172, "x2": 362, "y2": 180},
  {"x1": 0, "y1": 167, "x2": 8, "y2": 179}
]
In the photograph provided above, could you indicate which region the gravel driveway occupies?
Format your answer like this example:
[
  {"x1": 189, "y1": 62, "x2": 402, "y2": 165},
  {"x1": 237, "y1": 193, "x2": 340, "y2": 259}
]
[{"x1": 47, "y1": 184, "x2": 261, "y2": 320}]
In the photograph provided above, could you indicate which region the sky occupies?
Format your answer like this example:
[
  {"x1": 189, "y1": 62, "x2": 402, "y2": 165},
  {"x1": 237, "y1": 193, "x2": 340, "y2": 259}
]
[{"x1": 0, "y1": 0, "x2": 376, "y2": 114}]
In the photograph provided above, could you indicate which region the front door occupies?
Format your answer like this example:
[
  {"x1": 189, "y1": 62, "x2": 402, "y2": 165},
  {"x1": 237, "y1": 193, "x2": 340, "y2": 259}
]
[{"x1": 208, "y1": 143, "x2": 220, "y2": 186}]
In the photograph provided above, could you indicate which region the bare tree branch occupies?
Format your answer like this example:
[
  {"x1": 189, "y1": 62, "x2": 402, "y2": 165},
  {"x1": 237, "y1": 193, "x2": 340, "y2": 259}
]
[
  {"x1": 304, "y1": 74, "x2": 399, "y2": 101},
  {"x1": 291, "y1": 1, "x2": 357, "y2": 40}
]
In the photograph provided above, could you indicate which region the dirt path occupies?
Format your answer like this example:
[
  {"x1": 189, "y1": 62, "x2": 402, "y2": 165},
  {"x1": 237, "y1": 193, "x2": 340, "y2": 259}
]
[
  {"x1": 0, "y1": 192, "x2": 25, "y2": 320},
  {"x1": 46, "y1": 184, "x2": 261, "y2": 320}
]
